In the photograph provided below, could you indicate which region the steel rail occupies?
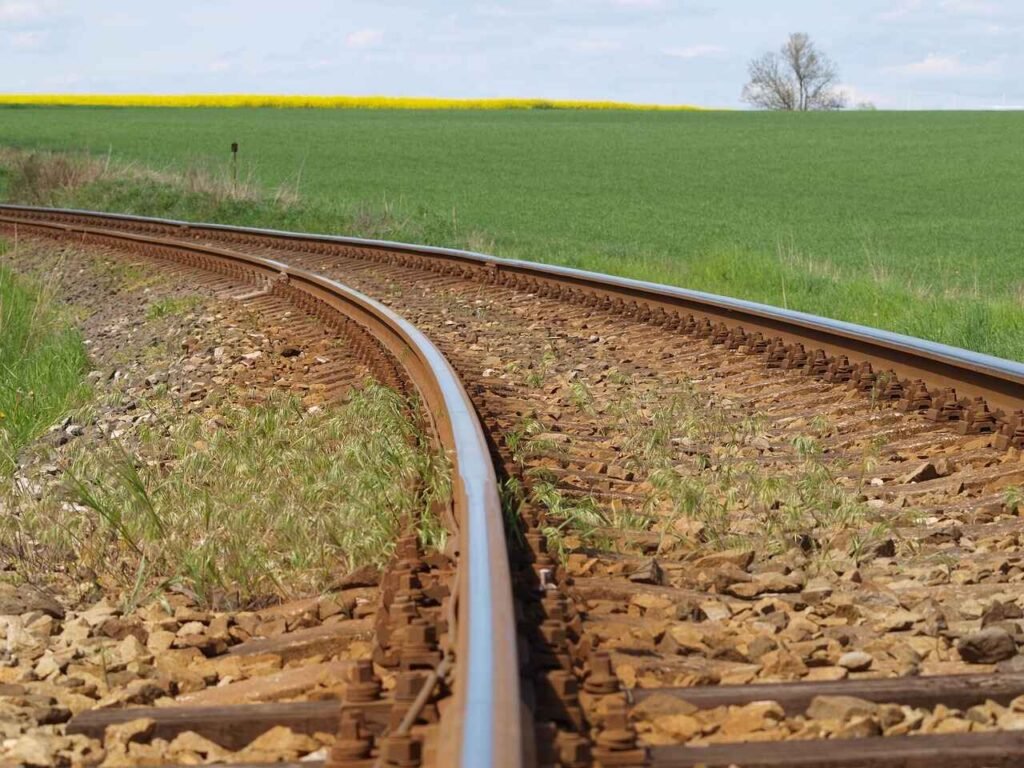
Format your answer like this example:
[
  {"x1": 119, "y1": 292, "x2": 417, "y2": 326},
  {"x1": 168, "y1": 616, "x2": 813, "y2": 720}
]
[
  {"x1": 0, "y1": 212, "x2": 522, "y2": 768},
  {"x1": 2, "y1": 204, "x2": 1021, "y2": 414}
]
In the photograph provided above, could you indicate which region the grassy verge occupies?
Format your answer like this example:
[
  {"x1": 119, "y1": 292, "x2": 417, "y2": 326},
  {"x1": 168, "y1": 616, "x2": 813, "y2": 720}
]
[
  {"x1": 563, "y1": 246, "x2": 1024, "y2": 364},
  {"x1": 0, "y1": 248, "x2": 89, "y2": 475},
  {"x1": 0, "y1": 237, "x2": 450, "y2": 607},
  {"x1": 7, "y1": 148, "x2": 1021, "y2": 359},
  {"x1": 0, "y1": 148, "x2": 483, "y2": 252},
  {"x1": 1, "y1": 141, "x2": 1022, "y2": 361},
  {"x1": 3, "y1": 386, "x2": 449, "y2": 608},
  {"x1": 0, "y1": 108, "x2": 1021, "y2": 359}
]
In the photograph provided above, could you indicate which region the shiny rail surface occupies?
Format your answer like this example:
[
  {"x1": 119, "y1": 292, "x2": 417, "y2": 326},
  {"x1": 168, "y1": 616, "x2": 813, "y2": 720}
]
[
  {"x1": 0, "y1": 208, "x2": 522, "y2": 768},
  {"x1": 3, "y1": 204, "x2": 1021, "y2": 418}
]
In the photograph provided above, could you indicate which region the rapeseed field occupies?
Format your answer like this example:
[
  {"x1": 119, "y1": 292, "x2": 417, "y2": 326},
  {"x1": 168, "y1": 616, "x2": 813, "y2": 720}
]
[{"x1": 0, "y1": 93, "x2": 704, "y2": 111}]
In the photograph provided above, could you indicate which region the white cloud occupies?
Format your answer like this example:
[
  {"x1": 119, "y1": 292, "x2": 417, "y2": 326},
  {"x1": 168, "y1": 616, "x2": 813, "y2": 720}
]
[
  {"x1": 890, "y1": 53, "x2": 999, "y2": 75},
  {"x1": 474, "y1": 4, "x2": 544, "y2": 20},
  {"x1": 838, "y1": 83, "x2": 890, "y2": 108},
  {"x1": 610, "y1": 0, "x2": 665, "y2": 8},
  {"x1": 0, "y1": 1, "x2": 45, "y2": 23},
  {"x1": 568, "y1": 38, "x2": 623, "y2": 53},
  {"x1": 662, "y1": 44, "x2": 725, "y2": 59},
  {"x1": 307, "y1": 58, "x2": 338, "y2": 71},
  {"x1": 41, "y1": 72, "x2": 81, "y2": 89},
  {"x1": 879, "y1": 0, "x2": 1002, "y2": 20},
  {"x1": 901, "y1": 53, "x2": 963, "y2": 74},
  {"x1": 940, "y1": 0, "x2": 1001, "y2": 14},
  {"x1": 100, "y1": 13, "x2": 147, "y2": 29},
  {"x1": 877, "y1": 0, "x2": 923, "y2": 22},
  {"x1": 345, "y1": 29, "x2": 383, "y2": 49},
  {"x1": 9, "y1": 29, "x2": 44, "y2": 49}
]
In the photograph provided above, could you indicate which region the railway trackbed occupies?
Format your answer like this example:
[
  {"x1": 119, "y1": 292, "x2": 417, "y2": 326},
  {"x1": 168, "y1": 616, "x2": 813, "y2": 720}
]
[{"x1": 1, "y1": 204, "x2": 1024, "y2": 768}]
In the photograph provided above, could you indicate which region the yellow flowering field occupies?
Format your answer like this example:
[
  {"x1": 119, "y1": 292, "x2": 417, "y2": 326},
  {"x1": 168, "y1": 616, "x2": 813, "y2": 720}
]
[{"x1": 0, "y1": 93, "x2": 704, "y2": 111}]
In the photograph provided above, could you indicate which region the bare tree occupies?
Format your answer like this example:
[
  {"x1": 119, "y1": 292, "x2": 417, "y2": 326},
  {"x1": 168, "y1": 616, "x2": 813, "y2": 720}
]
[{"x1": 742, "y1": 33, "x2": 846, "y2": 111}]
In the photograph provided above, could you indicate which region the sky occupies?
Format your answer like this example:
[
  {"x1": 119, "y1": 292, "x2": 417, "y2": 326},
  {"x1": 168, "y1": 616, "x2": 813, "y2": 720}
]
[{"x1": 2, "y1": 0, "x2": 1022, "y2": 109}]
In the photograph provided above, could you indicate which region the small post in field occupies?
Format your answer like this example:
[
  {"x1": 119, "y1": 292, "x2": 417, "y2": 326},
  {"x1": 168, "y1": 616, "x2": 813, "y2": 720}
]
[{"x1": 230, "y1": 142, "x2": 239, "y2": 184}]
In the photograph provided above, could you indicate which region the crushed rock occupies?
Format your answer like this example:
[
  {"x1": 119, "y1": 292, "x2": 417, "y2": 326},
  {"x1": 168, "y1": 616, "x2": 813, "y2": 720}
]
[{"x1": 0, "y1": 239, "x2": 378, "y2": 764}]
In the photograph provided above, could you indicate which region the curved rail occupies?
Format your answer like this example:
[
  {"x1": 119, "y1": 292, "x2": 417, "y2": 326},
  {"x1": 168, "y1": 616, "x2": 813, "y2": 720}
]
[
  {"x1": 2, "y1": 204, "x2": 1021, "y2": 416},
  {"x1": 0, "y1": 210, "x2": 522, "y2": 768}
]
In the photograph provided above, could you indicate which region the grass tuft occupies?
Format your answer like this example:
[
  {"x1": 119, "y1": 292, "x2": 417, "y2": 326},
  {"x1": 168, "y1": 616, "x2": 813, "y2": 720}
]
[
  {"x1": 146, "y1": 295, "x2": 201, "y2": 319},
  {"x1": 616, "y1": 386, "x2": 896, "y2": 561},
  {"x1": 511, "y1": 381, "x2": 901, "y2": 566},
  {"x1": 2, "y1": 386, "x2": 450, "y2": 607},
  {"x1": 1007, "y1": 486, "x2": 1024, "y2": 516}
]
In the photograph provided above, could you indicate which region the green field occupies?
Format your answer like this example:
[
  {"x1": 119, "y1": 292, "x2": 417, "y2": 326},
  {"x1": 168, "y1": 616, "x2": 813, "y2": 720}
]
[{"x1": 1, "y1": 107, "x2": 1021, "y2": 360}]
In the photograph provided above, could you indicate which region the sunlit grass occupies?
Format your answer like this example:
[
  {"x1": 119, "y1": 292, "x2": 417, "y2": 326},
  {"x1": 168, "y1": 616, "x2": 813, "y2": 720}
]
[
  {"x1": 505, "y1": 362, "x2": 899, "y2": 565},
  {"x1": 0, "y1": 251, "x2": 89, "y2": 475},
  {"x1": 0, "y1": 105, "x2": 1021, "y2": 360},
  {"x1": 2, "y1": 386, "x2": 450, "y2": 607},
  {"x1": 146, "y1": 295, "x2": 201, "y2": 319}
]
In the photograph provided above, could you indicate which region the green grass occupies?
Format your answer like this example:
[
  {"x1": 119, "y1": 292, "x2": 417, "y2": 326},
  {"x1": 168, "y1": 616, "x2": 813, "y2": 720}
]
[
  {"x1": 146, "y1": 295, "x2": 201, "y2": 319},
  {"x1": 0, "y1": 107, "x2": 1021, "y2": 359},
  {"x1": 507, "y1": 372, "x2": 897, "y2": 566},
  {"x1": 0, "y1": 249, "x2": 89, "y2": 474},
  {"x1": 4, "y1": 387, "x2": 449, "y2": 607}
]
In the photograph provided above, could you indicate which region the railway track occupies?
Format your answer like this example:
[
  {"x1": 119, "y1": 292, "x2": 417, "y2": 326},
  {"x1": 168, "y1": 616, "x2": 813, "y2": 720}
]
[
  {"x1": 2, "y1": 204, "x2": 1024, "y2": 768},
  {"x1": 0, "y1": 207, "x2": 520, "y2": 768}
]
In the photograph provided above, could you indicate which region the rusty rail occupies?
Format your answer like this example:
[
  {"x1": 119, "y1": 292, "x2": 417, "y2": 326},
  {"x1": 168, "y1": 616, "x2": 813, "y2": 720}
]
[{"x1": 0, "y1": 210, "x2": 522, "y2": 768}]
